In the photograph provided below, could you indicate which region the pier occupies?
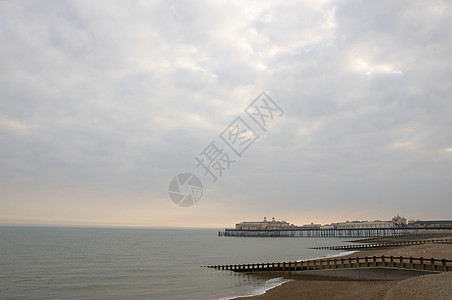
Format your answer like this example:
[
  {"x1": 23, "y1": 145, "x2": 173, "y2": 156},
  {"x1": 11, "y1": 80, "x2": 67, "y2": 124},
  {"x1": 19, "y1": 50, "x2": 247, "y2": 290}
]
[{"x1": 219, "y1": 227, "x2": 452, "y2": 238}]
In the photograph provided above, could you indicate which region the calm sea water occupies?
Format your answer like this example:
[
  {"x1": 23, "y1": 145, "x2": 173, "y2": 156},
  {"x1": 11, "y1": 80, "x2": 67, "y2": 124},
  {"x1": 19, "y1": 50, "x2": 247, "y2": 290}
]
[{"x1": 0, "y1": 226, "x2": 355, "y2": 299}]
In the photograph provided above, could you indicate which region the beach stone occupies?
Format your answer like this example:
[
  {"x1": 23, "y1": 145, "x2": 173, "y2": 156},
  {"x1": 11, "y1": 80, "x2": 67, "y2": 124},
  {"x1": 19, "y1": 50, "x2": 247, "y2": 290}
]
[{"x1": 384, "y1": 272, "x2": 452, "y2": 300}]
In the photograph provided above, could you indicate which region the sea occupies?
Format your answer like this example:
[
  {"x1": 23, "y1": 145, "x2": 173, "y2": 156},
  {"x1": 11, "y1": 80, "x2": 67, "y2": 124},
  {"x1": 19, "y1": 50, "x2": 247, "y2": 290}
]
[{"x1": 0, "y1": 226, "x2": 356, "y2": 300}]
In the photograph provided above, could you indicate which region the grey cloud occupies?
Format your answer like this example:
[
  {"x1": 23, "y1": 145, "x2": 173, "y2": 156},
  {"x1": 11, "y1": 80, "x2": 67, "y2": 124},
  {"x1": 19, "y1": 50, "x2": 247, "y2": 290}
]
[{"x1": 1, "y1": 0, "x2": 451, "y2": 225}]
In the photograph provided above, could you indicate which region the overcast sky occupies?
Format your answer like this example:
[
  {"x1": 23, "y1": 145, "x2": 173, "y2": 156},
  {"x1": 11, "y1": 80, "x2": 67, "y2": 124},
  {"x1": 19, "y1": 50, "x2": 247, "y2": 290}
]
[{"x1": 1, "y1": 0, "x2": 451, "y2": 228}]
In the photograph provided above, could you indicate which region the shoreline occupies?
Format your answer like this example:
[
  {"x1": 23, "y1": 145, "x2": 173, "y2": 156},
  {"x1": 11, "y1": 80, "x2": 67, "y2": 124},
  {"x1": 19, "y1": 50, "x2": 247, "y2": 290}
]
[
  {"x1": 223, "y1": 250, "x2": 359, "y2": 300},
  {"x1": 234, "y1": 239, "x2": 452, "y2": 300},
  {"x1": 297, "y1": 250, "x2": 359, "y2": 262}
]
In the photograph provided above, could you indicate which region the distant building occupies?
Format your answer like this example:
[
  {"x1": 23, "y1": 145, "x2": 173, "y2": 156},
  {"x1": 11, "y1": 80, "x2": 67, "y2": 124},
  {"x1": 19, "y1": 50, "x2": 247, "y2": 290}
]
[
  {"x1": 301, "y1": 223, "x2": 321, "y2": 229},
  {"x1": 332, "y1": 220, "x2": 393, "y2": 229},
  {"x1": 332, "y1": 215, "x2": 407, "y2": 229},
  {"x1": 235, "y1": 217, "x2": 295, "y2": 230},
  {"x1": 320, "y1": 225, "x2": 334, "y2": 229},
  {"x1": 408, "y1": 220, "x2": 452, "y2": 228},
  {"x1": 392, "y1": 215, "x2": 407, "y2": 227}
]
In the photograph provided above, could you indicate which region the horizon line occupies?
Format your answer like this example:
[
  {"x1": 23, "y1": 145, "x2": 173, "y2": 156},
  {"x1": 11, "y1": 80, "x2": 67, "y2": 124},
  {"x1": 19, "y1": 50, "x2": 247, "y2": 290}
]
[{"x1": 0, "y1": 223, "x2": 224, "y2": 230}]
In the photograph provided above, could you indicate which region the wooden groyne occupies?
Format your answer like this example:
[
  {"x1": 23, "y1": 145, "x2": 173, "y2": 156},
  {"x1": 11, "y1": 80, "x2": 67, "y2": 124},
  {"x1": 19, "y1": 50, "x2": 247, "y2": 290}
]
[
  {"x1": 347, "y1": 231, "x2": 452, "y2": 243},
  {"x1": 311, "y1": 239, "x2": 452, "y2": 251},
  {"x1": 204, "y1": 255, "x2": 452, "y2": 273},
  {"x1": 219, "y1": 227, "x2": 452, "y2": 238}
]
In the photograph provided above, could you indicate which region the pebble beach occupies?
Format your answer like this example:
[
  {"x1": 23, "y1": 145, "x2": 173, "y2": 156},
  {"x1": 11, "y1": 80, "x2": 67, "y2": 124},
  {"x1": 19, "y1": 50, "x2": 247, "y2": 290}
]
[{"x1": 237, "y1": 239, "x2": 452, "y2": 300}]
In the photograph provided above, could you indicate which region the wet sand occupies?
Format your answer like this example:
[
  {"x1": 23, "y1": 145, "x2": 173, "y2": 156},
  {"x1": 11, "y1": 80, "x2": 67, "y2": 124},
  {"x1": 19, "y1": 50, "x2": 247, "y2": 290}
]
[{"x1": 237, "y1": 241, "x2": 452, "y2": 300}]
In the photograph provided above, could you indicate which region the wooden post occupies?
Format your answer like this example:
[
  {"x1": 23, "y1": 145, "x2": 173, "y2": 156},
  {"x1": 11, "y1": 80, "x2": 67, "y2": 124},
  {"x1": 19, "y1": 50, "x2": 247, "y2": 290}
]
[
  {"x1": 410, "y1": 257, "x2": 413, "y2": 269},
  {"x1": 431, "y1": 258, "x2": 435, "y2": 271}
]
